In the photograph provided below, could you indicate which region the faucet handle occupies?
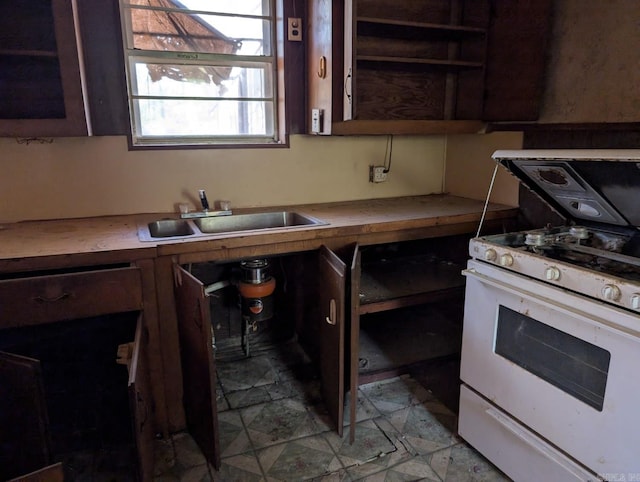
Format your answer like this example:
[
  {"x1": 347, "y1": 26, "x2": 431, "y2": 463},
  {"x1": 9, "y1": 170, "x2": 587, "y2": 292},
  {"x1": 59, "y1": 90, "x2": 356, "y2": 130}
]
[{"x1": 198, "y1": 189, "x2": 210, "y2": 211}]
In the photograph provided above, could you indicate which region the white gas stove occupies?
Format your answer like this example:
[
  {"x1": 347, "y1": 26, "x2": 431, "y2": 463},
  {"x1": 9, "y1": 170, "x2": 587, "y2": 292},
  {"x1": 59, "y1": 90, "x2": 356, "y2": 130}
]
[
  {"x1": 459, "y1": 150, "x2": 640, "y2": 482},
  {"x1": 470, "y1": 224, "x2": 640, "y2": 313}
]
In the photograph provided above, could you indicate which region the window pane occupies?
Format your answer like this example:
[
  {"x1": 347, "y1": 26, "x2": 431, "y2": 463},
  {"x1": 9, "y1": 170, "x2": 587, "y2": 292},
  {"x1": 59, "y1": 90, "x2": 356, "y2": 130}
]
[
  {"x1": 125, "y1": 7, "x2": 272, "y2": 56},
  {"x1": 130, "y1": 61, "x2": 273, "y2": 99},
  {"x1": 495, "y1": 305, "x2": 611, "y2": 411},
  {"x1": 127, "y1": 0, "x2": 271, "y2": 17},
  {"x1": 134, "y1": 99, "x2": 274, "y2": 137},
  {"x1": 120, "y1": 0, "x2": 280, "y2": 146}
]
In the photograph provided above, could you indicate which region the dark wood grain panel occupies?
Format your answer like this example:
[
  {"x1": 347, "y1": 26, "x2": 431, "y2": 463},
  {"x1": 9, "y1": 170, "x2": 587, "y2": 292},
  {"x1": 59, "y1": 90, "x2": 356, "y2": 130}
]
[
  {"x1": 357, "y1": 0, "x2": 452, "y2": 24},
  {"x1": 482, "y1": 0, "x2": 553, "y2": 121},
  {"x1": 0, "y1": 267, "x2": 142, "y2": 328}
]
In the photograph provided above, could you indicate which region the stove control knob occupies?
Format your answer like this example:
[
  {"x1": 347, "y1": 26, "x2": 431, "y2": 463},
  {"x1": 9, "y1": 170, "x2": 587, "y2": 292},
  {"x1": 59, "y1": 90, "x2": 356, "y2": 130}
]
[
  {"x1": 545, "y1": 266, "x2": 561, "y2": 281},
  {"x1": 602, "y1": 284, "x2": 622, "y2": 302},
  {"x1": 484, "y1": 249, "x2": 497, "y2": 262},
  {"x1": 630, "y1": 294, "x2": 640, "y2": 310},
  {"x1": 499, "y1": 253, "x2": 514, "y2": 267}
]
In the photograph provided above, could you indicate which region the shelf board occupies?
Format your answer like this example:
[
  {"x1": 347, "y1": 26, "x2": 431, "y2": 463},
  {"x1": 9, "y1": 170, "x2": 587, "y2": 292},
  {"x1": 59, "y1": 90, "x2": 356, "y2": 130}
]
[
  {"x1": 357, "y1": 55, "x2": 483, "y2": 70},
  {"x1": 359, "y1": 255, "x2": 465, "y2": 315},
  {"x1": 0, "y1": 49, "x2": 58, "y2": 58},
  {"x1": 330, "y1": 119, "x2": 485, "y2": 135},
  {"x1": 357, "y1": 16, "x2": 486, "y2": 40}
]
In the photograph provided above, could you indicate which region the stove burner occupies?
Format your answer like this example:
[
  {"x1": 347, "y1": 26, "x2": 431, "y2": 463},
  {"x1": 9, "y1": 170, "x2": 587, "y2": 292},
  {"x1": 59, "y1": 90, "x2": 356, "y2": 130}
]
[{"x1": 568, "y1": 226, "x2": 590, "y2": 239}]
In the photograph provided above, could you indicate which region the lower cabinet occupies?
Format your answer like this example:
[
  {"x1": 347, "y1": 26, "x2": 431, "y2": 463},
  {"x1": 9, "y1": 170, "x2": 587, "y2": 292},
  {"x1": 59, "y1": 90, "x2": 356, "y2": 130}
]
[
  {"x1": 0, "y1": 265, "x2": 154, "y2": 481},
  {"x1": 356, "y1": 236, "x2": 467, "y2": 383},
  {"x1": 173, "y1": 244, "x2": 360, "y2": 467},
  {"x1": 173, "y1": 235, "x2": 468, "y2": 467}
]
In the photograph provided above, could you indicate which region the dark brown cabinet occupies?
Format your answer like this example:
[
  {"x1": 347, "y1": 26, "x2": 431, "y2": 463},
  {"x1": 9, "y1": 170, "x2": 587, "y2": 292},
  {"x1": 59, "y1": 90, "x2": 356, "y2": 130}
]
[
  {"x1": 0, "y1": 0, "x2": 88, "y2": 137},
  {"x1": 0, "y1": 0, "x2": 129, "y2": 138},
  {"x1": 172, "y1": 235, "x2": 470, "y2": 463},
  {"x1": 173, "y1": 244, "x2": 361, "y2": 466},
  {"x1": 307, "y1": 0, "x2": 552, "y2": 135},
  {"x1": 0, "y1": 265, "x2": 154, "y2": 481}
]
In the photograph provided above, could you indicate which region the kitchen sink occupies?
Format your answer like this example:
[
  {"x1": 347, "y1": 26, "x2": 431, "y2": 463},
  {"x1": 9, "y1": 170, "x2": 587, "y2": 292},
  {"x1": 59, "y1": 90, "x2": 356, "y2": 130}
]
[
  {"x1": 146, "y1": 219, "x2": 194, "y2": 238},
  {"x1": 194, "y1": 211, "x2": 325, "y2": 234},
  {"x1": 138, "y1": 211, "x2": 327, "y2": 241}
]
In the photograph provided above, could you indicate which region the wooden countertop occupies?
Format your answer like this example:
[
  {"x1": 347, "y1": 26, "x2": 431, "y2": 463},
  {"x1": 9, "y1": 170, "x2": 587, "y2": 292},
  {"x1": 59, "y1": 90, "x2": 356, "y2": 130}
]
[{"x1": 0, "y1": 195, "x2": 517, "y2": 272}]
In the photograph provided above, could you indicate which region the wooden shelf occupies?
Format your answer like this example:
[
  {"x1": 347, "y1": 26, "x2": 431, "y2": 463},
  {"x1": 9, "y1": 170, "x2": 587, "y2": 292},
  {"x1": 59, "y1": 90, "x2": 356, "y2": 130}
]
[
  {"x1": 330, "y1": 119, "x2": 485, "y2": 135},
  {"x1": 357, "y1": 55, "x2": 483, "y2": 70},
  {"x1": 357, "y1": 16, "x2": 486, "y2": 40},
  {"x1": 359, "y1": 255, "x2": 465, "y2": 315},
  {"x1": 0, "y1": 49, "x2": 58, "y2": 58}
]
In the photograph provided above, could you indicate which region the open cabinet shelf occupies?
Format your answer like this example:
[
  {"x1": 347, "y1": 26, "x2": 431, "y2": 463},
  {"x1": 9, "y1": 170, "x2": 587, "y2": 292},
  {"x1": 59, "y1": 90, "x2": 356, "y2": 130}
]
[
  {"x1": 359, "y1": 254, "x2": 465, "y2": 315},
  {"x1": 356, "y1": 238, "x2": 468, "y2": 382},
  {"x1": 357, "y1": 56, "x2": 484, "y2": 70},
  {"x1": 308, "y1": 0, "x2": 552, "y2": 134},
  {"x1": 357, "y1": 16, "x2": 486, "y2": 40}
]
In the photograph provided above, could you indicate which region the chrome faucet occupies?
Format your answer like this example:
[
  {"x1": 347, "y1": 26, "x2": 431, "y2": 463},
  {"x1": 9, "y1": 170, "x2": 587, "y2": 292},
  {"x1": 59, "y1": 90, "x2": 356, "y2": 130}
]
[
  {"x1": 180, "y1": 189, "x2": 233, "y2": 219},
  {"x1": 198, "y1": 189, "x2": 210, "y2": 211}
]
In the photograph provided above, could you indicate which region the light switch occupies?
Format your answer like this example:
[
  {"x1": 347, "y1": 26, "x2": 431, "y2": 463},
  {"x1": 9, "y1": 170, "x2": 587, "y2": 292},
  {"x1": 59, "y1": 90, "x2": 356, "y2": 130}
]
[{"x1": 311, "y1": 108, "x2": 323, "y2": 134}]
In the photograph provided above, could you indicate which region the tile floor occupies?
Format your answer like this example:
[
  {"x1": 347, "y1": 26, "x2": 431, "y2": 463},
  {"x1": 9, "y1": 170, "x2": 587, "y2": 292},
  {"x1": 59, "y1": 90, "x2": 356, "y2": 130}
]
[{"x1": 154, "y1": 341, "x2": 510, "y2": 481}]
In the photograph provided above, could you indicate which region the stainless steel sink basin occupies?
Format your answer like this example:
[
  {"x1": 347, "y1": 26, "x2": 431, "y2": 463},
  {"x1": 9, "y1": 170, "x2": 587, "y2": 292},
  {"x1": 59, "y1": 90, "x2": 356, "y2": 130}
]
[
  {"x1": 194, "y1": 211, "x2": 326, "y2": 234},
  {"x1": 138, "y1": 211, "x2": 327, "y2": 241},
  {"x1": 147, "y1": 219, "x2": 194, "y2": 238}
]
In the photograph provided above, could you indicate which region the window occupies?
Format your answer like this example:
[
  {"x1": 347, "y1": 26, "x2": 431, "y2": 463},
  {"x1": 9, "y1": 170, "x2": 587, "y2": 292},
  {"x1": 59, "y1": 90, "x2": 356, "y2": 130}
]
[{"x1": 119, "y1": 0, "x2": 284, "y2": 147}]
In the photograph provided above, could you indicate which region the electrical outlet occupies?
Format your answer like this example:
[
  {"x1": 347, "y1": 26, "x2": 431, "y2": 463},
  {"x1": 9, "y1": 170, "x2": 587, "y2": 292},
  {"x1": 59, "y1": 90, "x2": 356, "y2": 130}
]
[
  {"x1": 288, "y1": 17, "x2": 302, "y2": 41},
  {"x1": 369, "y1": 165, "x2": 387, "y2": 183}
]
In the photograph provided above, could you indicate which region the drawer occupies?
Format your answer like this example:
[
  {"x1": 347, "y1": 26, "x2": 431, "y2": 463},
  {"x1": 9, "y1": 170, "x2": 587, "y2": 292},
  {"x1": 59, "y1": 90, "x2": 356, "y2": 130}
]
[
  {"x1": 458, "y1": 384, "x2": 597, "y2": 482},
  {"x1": 0, "y1": 267, "x2": 143, "y2": 327}
]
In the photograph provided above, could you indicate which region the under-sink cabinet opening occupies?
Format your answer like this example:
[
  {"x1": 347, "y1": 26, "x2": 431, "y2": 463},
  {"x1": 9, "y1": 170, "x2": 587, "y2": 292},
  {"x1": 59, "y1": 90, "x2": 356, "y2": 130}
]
[
  {"x1": 174, "y1": 246, "x2": 359, "y2": 469},
  {"x1": 174, "y1": 235, "x2": 471, "y2": 469}
]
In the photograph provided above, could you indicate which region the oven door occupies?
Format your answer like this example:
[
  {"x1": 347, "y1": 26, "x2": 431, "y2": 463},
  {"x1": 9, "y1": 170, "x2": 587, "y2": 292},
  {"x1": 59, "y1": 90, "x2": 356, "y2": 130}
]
[{"x1": 460, "y1": 259, "x2": 640, "y2": 477}]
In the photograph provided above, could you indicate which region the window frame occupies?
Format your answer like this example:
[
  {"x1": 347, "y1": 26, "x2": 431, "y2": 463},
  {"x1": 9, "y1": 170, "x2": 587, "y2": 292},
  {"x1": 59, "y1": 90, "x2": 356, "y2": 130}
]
[{"x1": 118, "y1": 0, "x2": 288, "y2": 149}]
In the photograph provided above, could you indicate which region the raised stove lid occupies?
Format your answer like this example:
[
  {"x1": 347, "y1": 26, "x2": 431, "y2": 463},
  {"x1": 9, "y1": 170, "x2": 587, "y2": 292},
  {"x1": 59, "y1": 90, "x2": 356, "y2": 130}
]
[{"x1": 493, "y1": 149, "x2": 640, "y2": 230}]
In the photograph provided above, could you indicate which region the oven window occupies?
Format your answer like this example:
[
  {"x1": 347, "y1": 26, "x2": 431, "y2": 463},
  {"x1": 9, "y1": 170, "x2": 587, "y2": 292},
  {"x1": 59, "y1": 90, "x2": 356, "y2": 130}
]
[{"x1": 495, "y1": 306, "x2": 610, "y2": 411}]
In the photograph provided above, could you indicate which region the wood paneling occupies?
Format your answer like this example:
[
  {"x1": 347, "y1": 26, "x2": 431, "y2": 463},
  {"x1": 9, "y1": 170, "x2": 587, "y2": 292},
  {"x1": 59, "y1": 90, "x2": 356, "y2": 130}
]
[{"x1": 0, "y1": 267, "x2": 142, "y2": 328}]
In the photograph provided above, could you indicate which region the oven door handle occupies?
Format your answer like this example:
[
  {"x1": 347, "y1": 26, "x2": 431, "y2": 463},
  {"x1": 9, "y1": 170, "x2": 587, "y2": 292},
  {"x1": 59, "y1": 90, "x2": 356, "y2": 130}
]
[
  {"x1": 484, "y1": 407, "x2": 593, "y2": 480},
  {"x1": 462, "y1": 267, "x2": 640, "y2": 338}
]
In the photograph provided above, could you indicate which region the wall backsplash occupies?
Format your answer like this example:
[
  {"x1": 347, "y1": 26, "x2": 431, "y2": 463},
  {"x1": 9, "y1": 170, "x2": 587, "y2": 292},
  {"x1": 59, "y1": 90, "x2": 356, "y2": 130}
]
[{"x1": 0, "y1": 133, "x2": 520, "y2": 223}]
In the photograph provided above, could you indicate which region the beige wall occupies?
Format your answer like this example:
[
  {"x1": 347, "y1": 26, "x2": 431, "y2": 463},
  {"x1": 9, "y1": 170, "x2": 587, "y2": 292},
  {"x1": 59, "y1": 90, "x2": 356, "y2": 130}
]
[
  {"x1": 445, "y1": 131, "x2": 522, "y2": 206},
  {"x1": 0, "y1": 134, "x2": 448, "y2": 223},
  {"x1": 0, "y1": 131, "x2": 522, "y2": 223}
]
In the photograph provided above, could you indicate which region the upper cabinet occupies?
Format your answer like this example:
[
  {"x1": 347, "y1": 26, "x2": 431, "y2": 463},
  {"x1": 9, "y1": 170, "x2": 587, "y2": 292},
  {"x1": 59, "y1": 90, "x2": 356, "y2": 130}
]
[
  {"x1": 307, "y1": 0, "x2": 552, "y2": 135},
  {"x1": 0, "y1": 0, "x2": 88, "y2": 137},
  {"x1": 0, "y1": 0, "x2": 129, "y2": 138}
]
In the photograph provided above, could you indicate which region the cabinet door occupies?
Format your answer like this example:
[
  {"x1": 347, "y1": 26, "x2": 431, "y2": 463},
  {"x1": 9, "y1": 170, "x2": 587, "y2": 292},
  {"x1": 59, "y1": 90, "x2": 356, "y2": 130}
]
[
  {"x1": 347, "y1": 244, "x2": 361, "y2": 443},
  {"x1": 307, "y1": 0, "x2": 344, "y2": 134},
  {"x1": 0, "y1": 352, "x2": 51, "y2": 481},
  {"x1": 318, "y1": 246, "x2": 347, "y2": 436},
  {"x1": 174, "y1": 266, "x2": 221, "y2": 469},
  {"x1": 128, "y1": 314, "x2": 155, "y2": 482},
  {"x1": 318, "y1": 244, "x2": 360, "y2": 440}
]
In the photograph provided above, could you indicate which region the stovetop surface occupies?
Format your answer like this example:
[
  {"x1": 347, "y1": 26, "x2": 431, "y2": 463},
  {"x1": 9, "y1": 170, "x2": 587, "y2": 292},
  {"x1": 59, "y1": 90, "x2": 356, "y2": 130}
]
[{"x1": 482, "y1": 225, "x2": 640, "y2": 282}]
